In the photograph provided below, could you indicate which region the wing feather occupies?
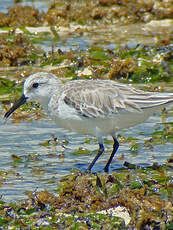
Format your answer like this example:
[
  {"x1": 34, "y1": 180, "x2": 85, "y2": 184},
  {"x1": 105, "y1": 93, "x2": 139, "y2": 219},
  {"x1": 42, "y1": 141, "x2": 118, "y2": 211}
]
[
  {"x1": 50, "y1": 79, "x2": 173, "y2": 119},
  {"x1": 62, "y1": 80, "x2": 143, "y2": 118}
]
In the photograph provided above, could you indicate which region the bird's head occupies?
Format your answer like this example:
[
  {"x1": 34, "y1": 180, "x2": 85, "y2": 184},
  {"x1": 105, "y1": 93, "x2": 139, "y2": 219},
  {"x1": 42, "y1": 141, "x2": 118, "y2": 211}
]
[{"x1": 4, "y1": 72, "x2": 61, "y2": 119}]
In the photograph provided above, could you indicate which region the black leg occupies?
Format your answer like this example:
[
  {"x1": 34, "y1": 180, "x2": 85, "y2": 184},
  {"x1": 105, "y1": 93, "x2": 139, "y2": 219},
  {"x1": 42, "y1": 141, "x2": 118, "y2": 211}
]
[
  {"x1": 87, "y1": 143, "x2": 104, "y2": 172},
  {"x1": 104, "y1": 137, "x2": 119, "y2": 173}
]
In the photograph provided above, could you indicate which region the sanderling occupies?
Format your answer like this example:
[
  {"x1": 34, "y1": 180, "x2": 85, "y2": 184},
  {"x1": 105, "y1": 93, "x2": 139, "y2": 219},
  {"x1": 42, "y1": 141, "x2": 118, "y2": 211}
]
[{"x1": 4, "y1": 72, "x2": 173, "y2": 172}]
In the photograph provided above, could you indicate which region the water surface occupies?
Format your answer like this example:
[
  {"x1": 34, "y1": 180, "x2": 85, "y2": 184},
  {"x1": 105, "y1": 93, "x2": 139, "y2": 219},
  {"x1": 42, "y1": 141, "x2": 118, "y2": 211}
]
[{"x1": 0, "y1": 104, "x2": 173, "y2": 201}]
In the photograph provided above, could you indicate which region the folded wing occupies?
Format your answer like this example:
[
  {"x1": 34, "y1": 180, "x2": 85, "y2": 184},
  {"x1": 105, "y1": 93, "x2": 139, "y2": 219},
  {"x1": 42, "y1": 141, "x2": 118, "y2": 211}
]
[{"x1": 62, "y1": 80, "x2": 152, "y2": 118}]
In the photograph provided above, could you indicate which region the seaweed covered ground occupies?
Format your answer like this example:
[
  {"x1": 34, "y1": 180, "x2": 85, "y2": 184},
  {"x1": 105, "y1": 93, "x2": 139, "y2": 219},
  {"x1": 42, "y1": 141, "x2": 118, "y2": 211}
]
[
  {"x1": 0, "y1": 0, "x2": 173, "y2": 26},
  {"x1": 0, "y1": 164, "x2": 173, "y2": 229},
  {"x1": 0, "y1": 0, "x2": 173, "y2": 229}
]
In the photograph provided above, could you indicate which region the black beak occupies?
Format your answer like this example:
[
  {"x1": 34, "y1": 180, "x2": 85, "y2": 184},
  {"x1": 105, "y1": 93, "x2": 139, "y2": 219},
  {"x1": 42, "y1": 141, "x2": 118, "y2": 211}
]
[{"x1": 4, "y1": 94, "x2": 27, "y2": 119}]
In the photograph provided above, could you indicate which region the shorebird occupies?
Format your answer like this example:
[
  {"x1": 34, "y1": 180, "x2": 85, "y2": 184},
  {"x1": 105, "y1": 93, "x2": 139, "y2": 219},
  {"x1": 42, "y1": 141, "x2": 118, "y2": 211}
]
[{"x1": 4, "y1": 72, "x2": 173, "y2": 172}]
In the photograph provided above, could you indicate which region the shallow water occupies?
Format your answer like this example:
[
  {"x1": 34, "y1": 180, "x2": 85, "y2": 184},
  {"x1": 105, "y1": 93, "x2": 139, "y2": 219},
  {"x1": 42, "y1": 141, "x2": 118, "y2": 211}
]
[{"x1": 0, "y1": 104, "x2": 173, "y2": 201}]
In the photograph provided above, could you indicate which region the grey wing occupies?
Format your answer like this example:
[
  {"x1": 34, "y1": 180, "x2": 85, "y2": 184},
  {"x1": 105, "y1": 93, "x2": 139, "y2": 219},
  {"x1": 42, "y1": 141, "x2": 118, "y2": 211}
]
[
  {"x1": 63, "y1": 82, "x2": 142, "y2": 118},
  {"x1": 126, "y1": 90, "x2": 173, "y2": 109}
]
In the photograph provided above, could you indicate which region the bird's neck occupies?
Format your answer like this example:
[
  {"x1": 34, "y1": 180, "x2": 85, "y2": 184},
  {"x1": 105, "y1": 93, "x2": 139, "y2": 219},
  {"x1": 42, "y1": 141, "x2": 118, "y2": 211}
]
[{"x1": 40, "y1": 81, "x2": 63, "y2": 113}]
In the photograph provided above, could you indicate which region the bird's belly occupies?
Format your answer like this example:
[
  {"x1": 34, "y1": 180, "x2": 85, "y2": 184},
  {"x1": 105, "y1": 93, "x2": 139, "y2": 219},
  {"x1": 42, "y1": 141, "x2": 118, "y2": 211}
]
[
  {"x1": 49, "y1": 104, "x2": 160, "y2": 137},
  {"x1": 52, "y1": 116, "x2": 109, "y2": 136},
  {"x1": 50, "y1": 112, "x2": 150, "y2": 137}
]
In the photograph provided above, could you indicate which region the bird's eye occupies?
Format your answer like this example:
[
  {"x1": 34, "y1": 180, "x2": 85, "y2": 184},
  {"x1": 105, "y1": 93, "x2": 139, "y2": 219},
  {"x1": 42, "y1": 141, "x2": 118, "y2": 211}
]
[{"x1": 32, "y1": 83, "x2": 39, "y2": 88}]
